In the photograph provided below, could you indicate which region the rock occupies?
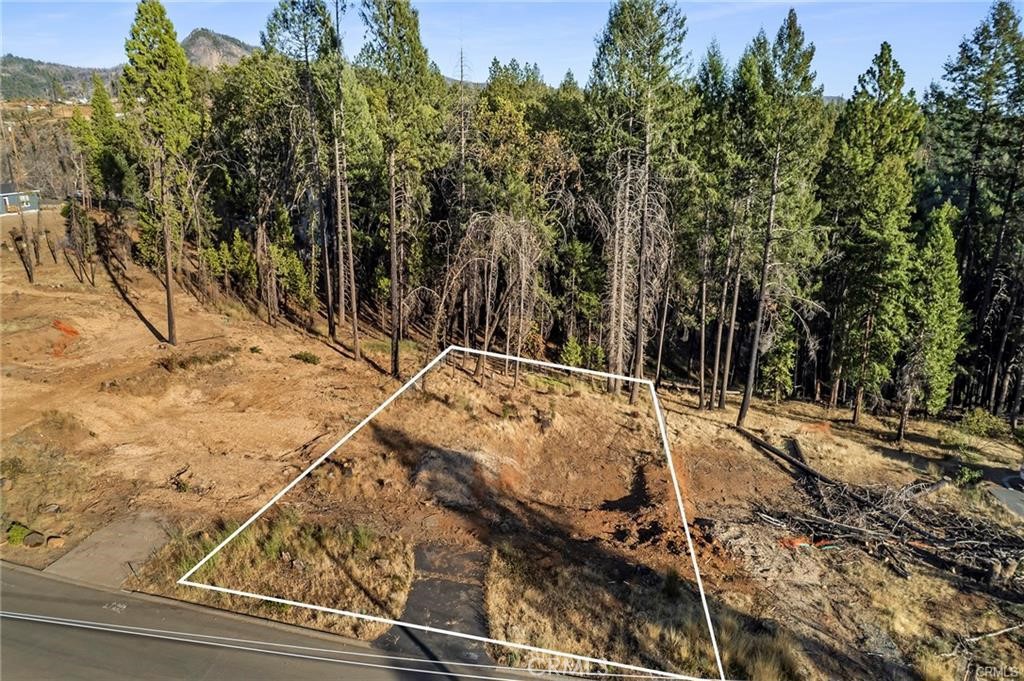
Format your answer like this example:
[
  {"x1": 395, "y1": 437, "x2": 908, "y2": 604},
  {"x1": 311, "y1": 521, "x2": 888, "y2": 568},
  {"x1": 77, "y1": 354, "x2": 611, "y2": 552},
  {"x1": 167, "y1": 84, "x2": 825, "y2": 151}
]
[
  {"x1": 1, "y1": 478, "x2": 12, "y2": 492},
  {"x1": 292, "y1": 559, "x2": 306, "y2": 573},
  {"x1": 23, "y1": 532, "x2": 45, "y2": 548},
  {"x1": 413, "y1": 448, "x2": 514, "y2": 511},
  {"x1": 46, "y1": 536, "x2": 65, "y2": 548},
  {"x1": 39, "y1": 503, "x2": 61, "y2": 514},
  {"x1": 281, "y1": 551, "x2": 292, "y2": 563}
]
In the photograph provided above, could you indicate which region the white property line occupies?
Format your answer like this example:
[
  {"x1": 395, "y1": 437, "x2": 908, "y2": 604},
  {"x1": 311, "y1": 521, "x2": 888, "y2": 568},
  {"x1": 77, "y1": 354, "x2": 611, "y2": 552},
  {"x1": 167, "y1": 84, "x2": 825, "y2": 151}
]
[{"x1": 178, "y1": 345, "x2": 728, "y2": 681}]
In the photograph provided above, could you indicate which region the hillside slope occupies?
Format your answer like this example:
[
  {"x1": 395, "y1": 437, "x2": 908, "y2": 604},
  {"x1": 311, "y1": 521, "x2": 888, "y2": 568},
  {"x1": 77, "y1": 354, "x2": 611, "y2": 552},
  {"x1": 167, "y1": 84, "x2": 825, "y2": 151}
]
[{"x1": 0, "y1": 55, "x2": 119, "y2": 101}]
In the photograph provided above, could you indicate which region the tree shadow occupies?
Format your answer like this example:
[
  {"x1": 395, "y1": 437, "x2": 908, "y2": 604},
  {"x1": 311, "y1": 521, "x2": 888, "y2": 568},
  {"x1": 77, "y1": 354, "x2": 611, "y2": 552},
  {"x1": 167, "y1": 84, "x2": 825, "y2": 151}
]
[
  {"x1": 99, "y1": 252, "x2": 167, "y2": 343},
  {"x1": 359, "y1": 417, "x2": 894, "y2": 681}
]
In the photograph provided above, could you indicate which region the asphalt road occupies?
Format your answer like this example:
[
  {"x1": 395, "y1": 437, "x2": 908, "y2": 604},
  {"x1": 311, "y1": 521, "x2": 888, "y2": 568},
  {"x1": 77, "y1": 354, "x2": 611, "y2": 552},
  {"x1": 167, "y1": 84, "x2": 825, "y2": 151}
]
[{"x1": 0, "y1": 564, "x2": 531, "y2": 681}]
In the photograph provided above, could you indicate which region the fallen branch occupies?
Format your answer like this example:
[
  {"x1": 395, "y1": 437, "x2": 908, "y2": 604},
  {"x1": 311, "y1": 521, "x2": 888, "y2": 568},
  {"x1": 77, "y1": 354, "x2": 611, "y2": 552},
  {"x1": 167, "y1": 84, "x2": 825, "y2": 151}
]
[{"x1": 739, "y1": 427, "x2": 1024, "y2": 589}]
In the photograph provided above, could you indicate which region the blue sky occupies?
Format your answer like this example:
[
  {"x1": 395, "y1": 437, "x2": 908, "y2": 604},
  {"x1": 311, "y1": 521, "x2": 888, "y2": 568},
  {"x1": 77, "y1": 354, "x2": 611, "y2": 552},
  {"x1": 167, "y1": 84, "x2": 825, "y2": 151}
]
[{"x1": 0, "y1": 1, "x2": 1016, "y2": 97}]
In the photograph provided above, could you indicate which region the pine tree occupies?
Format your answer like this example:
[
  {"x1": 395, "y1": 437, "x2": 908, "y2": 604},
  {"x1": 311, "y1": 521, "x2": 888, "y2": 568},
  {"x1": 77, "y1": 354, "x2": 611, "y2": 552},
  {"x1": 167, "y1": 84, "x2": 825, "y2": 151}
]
[
  {"x1": 588, "y1": 0, "x2": 693, "y2": 403},
  {"x1": 86, "y1": 74, "x2": 137, "y2": 206},
  {"x1": 822, "y1": 42, "x2": 923, "y2": 424},
  {"x1": 120, "y1": 0, "x2": 198, "y2": 345},
  {"x1": 264, "y1": 0, "x2": 337, "y2": 338},
  {"x1": 359, "y1": 0, "x2": 449, "y2": 377},
  {"x1": 694, "y1": 42, "x2": 740, "y2": 409},
  {"x1": 896, "y1": 203, "x2": 965, "y2": 441},
  {"x1": 734, "y1": 10, "x2": 830, "y2": 427},
  {"x1": 319, "y1": 0, "x2": 363, "y2": 356},
  {"x1": 924, "y1": 1, "x2": 1024, "y2": 412}
]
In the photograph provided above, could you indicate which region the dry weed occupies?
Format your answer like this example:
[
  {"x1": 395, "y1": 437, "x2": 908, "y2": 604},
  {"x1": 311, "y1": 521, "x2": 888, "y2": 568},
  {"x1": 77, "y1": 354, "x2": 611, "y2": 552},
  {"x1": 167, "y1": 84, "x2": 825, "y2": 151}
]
[
  {"x1": 485, "y1": 543, "x2": 802, "y2": 680},
  {"x1": 130, "y1": 510, "x2": 414, "y2": 639}
]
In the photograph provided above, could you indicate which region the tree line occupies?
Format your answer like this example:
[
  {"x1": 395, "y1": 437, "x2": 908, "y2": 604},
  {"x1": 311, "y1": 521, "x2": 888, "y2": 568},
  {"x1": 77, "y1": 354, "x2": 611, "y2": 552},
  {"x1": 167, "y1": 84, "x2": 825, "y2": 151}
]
[{"x1": 64, "y1": 0, "x2": 1024, "y2": 435}]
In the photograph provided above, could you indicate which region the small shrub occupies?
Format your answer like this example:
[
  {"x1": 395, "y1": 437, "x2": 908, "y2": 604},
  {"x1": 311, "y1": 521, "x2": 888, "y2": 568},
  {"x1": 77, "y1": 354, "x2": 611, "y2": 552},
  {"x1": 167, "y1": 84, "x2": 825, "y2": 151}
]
[
  {"x1": 959, "y1": 408, "x2": 1009, "y2": 439},
  {"x1": 582, "y1": 342, "x2": 606, "y2": 371},
  {"x1": 559, "y1": 336, "x2": 583, "y2": 368},
  {"x1": 290, "y1": 351, "x2": 320, "y2": 365},
  {"x1": 156, "y1": 350, "x2": 233, "y2": 372},
  {"x1": 249, "y1": 346, "x2": 262, "y2": 354},
  {"x1": 938, "y1": 426, "x2": 971, "y2": 456},
  {"x1": 953, "y1": 465, "x2": 983, "y2": 488},
  {"x1": 1012, "y1": 427, "x2": 1023, "y2": 448},
  {"x1": 6, "y1": 523, "x2": 30, "y2": 546},
  {"x1": 1, "y1": 456, "x2": 26, "y2": 481},
  {"x1": 351, "y1": 525, "x2": 374, "y2": 552}
]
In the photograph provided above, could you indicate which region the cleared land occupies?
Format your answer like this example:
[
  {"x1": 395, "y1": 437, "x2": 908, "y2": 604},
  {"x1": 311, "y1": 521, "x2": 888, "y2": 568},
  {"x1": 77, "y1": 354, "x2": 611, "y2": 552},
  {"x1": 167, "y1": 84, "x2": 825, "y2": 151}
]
[
  {"x1": 2, "y1": 209, "x2": 1023, "y2": 681},
  {"x1": 163, "y1": 356, "x2": 737, "y2": 677}
]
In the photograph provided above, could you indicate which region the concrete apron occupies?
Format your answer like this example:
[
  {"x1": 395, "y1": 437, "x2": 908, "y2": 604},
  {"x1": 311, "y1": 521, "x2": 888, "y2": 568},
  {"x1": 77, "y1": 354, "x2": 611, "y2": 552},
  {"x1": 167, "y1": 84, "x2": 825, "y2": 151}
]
[
  {"x1": 374, "y1": 542, "x2": 495, "y2": 667},
  {"x1": 44, "y1": 512, "x2": 169, "y2": 588}
]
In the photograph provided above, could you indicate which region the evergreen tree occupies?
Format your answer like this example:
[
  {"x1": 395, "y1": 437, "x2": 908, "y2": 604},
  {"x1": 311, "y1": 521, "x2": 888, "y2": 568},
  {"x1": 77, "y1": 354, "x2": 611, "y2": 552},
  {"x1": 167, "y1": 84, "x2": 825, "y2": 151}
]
[
  {"x1": 734, "y1": 10, "x2": 830, "y2": 427},
  {"x1": 88, "y1": 74, "x2": 137, "y2": 205},
  {"x1": 264, "y1": 0, "x2": 338, "y2": 338},
  {"x1": 588, "y1": 0, "x2": 694, "y2": 403},
  {"x1": 694, "y1": 42, "x2": 740, "y2": 409},
  {"x1": 822, "y1": 42, "x2": 923, "y2": 423},
  {"x1": 924, "y1": 1, "x2": 1024, "y2": 412},
  {"x1": 120, "y1": 0, "x2": 198, "y2": 345},
  {"x1": 359, "y1": 0, "x2": 449, "y2": 377},
  {"x1": 896, "y1": 203, "x2": 965, "y2": 441}
]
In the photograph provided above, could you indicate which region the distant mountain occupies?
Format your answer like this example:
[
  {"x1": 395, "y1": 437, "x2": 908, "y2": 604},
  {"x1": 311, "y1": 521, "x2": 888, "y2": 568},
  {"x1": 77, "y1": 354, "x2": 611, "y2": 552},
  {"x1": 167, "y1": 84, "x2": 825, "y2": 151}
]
[
  {"x1": 0, "y1": 55, "x2": 119, "y2": 102},
  {"x1": 1, "y1": 28, "x2": 255, "y2": 101},
  {"x1": 181, "y1": 28, "x2": 254, "y2": 70}
]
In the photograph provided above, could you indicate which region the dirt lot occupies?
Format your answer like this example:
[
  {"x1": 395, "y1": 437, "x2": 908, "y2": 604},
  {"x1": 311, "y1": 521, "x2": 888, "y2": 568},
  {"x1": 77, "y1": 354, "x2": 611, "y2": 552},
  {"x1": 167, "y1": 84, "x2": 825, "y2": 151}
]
[{"x1": 3, "y1": 208, "x2": 1023, "y2": 680}]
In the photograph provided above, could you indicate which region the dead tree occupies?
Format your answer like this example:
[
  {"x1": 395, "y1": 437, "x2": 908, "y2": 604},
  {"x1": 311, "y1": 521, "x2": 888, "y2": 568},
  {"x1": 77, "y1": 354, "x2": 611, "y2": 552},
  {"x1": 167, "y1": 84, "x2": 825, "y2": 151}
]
[{"x1": 591, "y1": 151, "x2": 671, "y2": 401}]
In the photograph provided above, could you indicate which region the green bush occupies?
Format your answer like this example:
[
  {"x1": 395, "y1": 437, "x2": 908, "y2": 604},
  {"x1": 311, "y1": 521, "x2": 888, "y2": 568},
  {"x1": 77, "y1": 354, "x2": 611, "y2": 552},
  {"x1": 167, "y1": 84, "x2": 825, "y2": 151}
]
[
  {"x1": 953, "y1": 465, "x2": 983, "y2": 488},
  {"x1": 959, "y1": 408, "x2": 1010, "y2": 439},
  {"x1": 939, "y1": 426, "x2": 971, "y2": 457},
  {"x1": 582, "y1": 342, "x2": 605, "y2": 371},
  {"x1": 559, "y1": 336, "x2": 583, "y2": 368},
  {"x1": 6, "y1": 523, "x2": 30, "y2": 546},
  {"x1": 290, "y1": 351, "x2": 320, "y2": 365},
  {"x1": 351, "y1": 526, "x2": 374, "y2": 552}
]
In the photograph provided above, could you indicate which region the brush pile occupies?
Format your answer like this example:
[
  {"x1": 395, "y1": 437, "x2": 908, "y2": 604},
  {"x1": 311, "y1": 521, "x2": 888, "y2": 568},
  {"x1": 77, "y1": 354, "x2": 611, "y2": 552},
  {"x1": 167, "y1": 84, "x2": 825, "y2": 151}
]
[{"x1": 739, "y1": 428, "x2": 1024, "y2": 590}]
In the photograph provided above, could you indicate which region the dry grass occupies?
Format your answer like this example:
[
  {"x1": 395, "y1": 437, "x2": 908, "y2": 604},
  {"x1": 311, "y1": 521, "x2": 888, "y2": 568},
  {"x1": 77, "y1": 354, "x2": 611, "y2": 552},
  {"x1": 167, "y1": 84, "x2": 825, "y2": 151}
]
[
  {"x1": 485, "y1": 543, "x2": 802, "y2": 680},
  {"x1": 130, "y1": 509, "x2": 414, "y2": 639},
  {"x1": 154, "y1": 347, "x2": 238, "y2": 372},
  {"x1": 0, "y1": 410, "x2": 99, "y2": 559},
  {"x1": 912, "y1": 652, "x2": 959, "y2": 681}
]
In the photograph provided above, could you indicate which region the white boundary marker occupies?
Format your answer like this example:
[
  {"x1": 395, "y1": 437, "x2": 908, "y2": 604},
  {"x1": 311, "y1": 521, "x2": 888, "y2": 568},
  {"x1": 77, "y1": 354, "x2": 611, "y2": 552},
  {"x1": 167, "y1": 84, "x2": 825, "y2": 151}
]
[{"x1": 178, "y1": 345, "x2": 727, "y2": 681}]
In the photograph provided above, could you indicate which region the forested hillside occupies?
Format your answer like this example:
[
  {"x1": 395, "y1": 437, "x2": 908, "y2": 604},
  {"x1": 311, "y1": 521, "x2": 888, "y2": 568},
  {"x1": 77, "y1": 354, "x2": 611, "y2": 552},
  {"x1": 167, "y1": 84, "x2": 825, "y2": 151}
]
[
  {"x1": 0, "y1": 28, "x2": 251, "y2": 100},
  {"x1": 14, "y1": 0, "x2": 1024, "y2": 432},
  {"x1": 0, "y1": 55, "x2": 120, "y2": 101}
]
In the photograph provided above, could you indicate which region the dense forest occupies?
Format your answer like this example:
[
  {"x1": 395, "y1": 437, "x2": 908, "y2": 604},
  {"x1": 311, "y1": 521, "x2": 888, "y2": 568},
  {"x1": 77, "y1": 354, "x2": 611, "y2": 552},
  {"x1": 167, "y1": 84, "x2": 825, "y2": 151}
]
[{"x1": 13, "y1": 0, "x2": 1024, "y2": 436}]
